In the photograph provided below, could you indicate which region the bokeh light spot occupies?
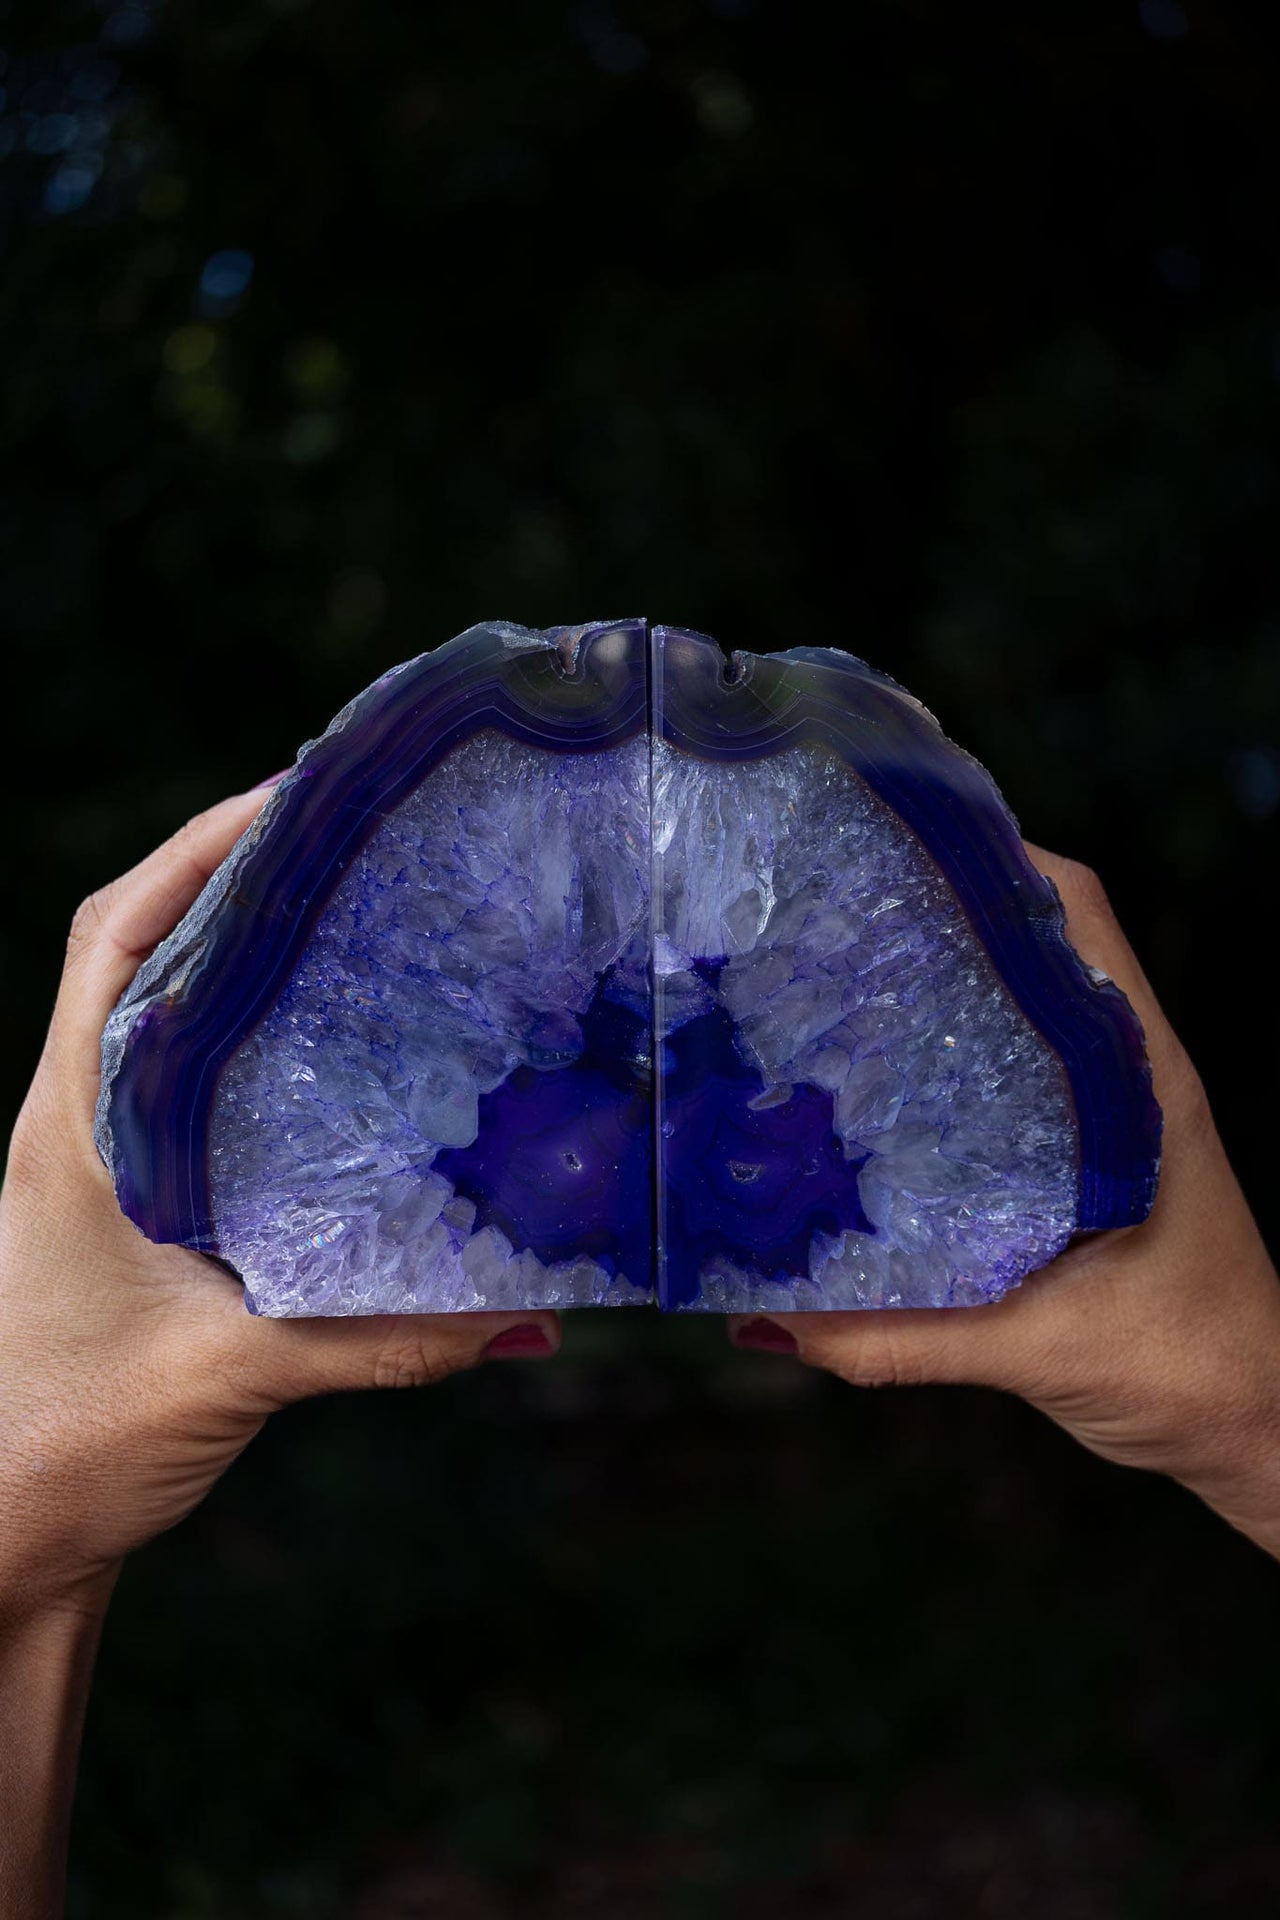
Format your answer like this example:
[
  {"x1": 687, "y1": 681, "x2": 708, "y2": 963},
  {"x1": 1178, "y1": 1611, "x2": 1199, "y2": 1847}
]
[
  {"x1": 163, "y1": 324, "x2": 218, "y2": 376},
  {"x1": 44, "y1": 155, "x2": 103, "y2": 215},
  {"x1": 101, "y1": 4, "x2": 154, "y2": 49},
  {"x1": 692, "y1": 72, "x2": 755, "y2": 137},
  {"x1": 284, "y1": 336, "x2": 350, "y2": 403},
  {"x1": 139, "y1": 174, "x2": 189, "y2": 220},
  {"x1": 281, "y1": 412, "x2": 341, "y2": 463},
  {"x1": 1139, "y1": 0, "x2": 1190, "y2": 38},
  {"x1": 328, "y1": 568, "x2": 387, "y2": 635},
  {"x1": 1231, "y1": 748, "x2": 1280, "y2": 820},
  {"x1": 27, "y1": 112, "x2": 81, "y2": 156},
  {"x1": 574, "y1": 6, "x2": 648, "y2": 74},
  {"x1": 199, "y1": 248, "x2": 254, "y2": 305},
  {"x1": 1153, "y1": 245, "x2": 1200, "y2": 293}
]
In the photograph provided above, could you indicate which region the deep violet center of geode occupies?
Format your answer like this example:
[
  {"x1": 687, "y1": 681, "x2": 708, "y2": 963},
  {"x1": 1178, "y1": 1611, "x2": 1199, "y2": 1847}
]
[
  {"x1": 434, "y1": 970, "x2": 652, "y2": 1277},
  {"x1": 658, "y1": 997, "x2": 874, "y2": 1311},
  {"x1": 434, "y1": 965, "x2": 876, "y2": 1312}
]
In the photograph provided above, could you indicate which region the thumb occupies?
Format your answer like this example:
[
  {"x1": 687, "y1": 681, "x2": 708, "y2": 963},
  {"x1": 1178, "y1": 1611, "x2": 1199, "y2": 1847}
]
[
  {"x1": 226, "y1": 1307, "x2": 562, "y2": 1409},
  {"x1": 727, "y1": 1291, "x2": 1053, "y2": 1395}
]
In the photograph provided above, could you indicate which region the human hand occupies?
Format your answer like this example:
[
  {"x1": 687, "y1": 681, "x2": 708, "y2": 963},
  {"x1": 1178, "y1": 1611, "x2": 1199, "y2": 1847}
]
[
  {"x1": 0, "y1": 788, "x2": 562, "y2": 1626},
  {"x1": 729, "y1": 849, "x2": 1280, "y2": 1559}
]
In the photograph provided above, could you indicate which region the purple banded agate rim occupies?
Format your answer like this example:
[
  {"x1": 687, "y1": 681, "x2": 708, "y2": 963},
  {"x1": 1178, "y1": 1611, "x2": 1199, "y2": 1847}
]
[{"x1": 96, "y1": 620, "x2": 1161, "y2": 1317}]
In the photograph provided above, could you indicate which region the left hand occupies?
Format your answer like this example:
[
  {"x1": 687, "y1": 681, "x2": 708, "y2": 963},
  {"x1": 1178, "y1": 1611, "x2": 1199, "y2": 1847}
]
[{"x1": 0, "y1": 787, "x2": 561, "y2": 1626}]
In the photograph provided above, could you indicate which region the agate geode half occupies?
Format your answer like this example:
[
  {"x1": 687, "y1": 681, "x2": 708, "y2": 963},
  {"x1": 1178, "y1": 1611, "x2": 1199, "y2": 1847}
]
[{"x1": 96, "y1": 620, "x2": 1161, "y2": 1317}]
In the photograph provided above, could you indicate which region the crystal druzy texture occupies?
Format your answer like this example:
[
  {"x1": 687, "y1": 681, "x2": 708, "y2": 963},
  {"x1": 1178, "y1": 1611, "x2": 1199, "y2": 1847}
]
[{"x1": 96, "y1": 620, "x2": 1161, "y2": 1316}]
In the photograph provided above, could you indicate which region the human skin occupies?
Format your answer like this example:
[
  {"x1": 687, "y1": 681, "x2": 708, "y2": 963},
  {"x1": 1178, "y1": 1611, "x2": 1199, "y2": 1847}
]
[
  {"x1": 731, "y1": 847, "x2": 1280, "y2": 1558},
  {"x1": 0, "y1": 788, "x2": 562, "y2": 1920},
  {"x1": 1, "y1": 803, "x2": 1277, "y2": 1917}
]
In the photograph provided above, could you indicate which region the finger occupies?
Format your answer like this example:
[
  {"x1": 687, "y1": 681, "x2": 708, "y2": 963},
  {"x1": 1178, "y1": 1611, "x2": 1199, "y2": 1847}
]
[
  {"x1": 1023, "y1": 844, "x2": 1170, "y2": 1056},
  {"x1": 43, "y1": 787, "x2": 280, "y2": 1144},
  {"x1": 724, "y1": 849, "x2": 1180, "y2": 1397},
  {"x1": 49, "y1": 787, "x2": 274, "y2": 1132},
  {"x1": 1023, "y1": 841, "x2": 1203, "y2": 1144},
  {"x1": 58, "y1": 788, "x2": 274, "y2": 1042},
  {"x1": 726, "y1": 1289, "x2": 1051, "y2": 1395},
  {"x1": 218, "y1": 1306, "x2": 563, "y2": 1410}
]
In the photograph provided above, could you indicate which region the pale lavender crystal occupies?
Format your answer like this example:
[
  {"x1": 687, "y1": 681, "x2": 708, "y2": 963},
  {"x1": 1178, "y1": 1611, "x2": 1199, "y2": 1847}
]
[
  {"x1": 209, "y1": 731, "x2": 652, "y2": 1315},
  {"x1": 652, "y1": 741, "x2": 1076, "y2": 1311}
]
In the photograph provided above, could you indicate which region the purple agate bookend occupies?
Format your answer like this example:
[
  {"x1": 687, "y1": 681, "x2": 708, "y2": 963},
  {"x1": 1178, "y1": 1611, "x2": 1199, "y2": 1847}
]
[{"x1": 96, "y1": 619, "x2": 1161, "y2": 1317}]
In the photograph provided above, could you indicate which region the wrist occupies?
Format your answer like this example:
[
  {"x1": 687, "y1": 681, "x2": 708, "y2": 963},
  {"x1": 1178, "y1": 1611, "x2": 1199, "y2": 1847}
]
[
  {"x1": 0, "y1": 1586, "x2": 114, "y2": 1920},
  {"x1": 1158, "y1": 1290, "x2": 1280, "y2": 1557},
  {"x1": 0, "y1": 1439, "x2": 126, "y2": 1631},
  {"x1": 1176, "y1": 1403, "x2": 1280, "y2": 1559},
  {"x1": 0, "y1": 1556, "x2": 120, "y2": 1637}
]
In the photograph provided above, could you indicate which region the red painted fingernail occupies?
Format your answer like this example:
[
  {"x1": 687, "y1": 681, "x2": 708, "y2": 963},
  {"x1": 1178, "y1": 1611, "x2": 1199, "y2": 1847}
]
[
  {"x1": 484, "y1": 1323, "x2": 555, "y2": 1360},
  {"x1": 252, "y1": 769, "x2": 292, "y2": 790},
  {"x1": 732, "y1": 1318, "x2": 799, "y2": 1354}
]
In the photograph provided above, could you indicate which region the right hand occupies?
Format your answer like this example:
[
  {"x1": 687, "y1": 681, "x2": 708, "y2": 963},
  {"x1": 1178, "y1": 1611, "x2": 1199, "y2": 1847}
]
[{"x1": 730, "y1": 849, "x2": 1280, "y2": 1558}]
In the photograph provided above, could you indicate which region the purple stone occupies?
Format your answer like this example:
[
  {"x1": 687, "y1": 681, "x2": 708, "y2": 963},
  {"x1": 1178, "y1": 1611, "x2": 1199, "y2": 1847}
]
[{"x1": 96, "y1": 620, "x2": 1160, "y2": 1315}]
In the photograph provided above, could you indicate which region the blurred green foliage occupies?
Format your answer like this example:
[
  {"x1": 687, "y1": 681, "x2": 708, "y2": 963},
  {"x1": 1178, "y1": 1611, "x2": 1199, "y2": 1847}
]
[{"x1": 3, "y1": 0, "x2": 1280, "y2": 1912}]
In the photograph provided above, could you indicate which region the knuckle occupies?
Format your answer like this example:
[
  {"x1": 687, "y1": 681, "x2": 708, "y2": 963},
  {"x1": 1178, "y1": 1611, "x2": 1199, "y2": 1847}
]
[
  {"x1": 2, "y1": 1070, "x2": 87, "y2": 1195},
  {"x1": 826, "y1": 1325, "x2": 930, "y2": 1391},
  {"x1": 177, "y1": 797, "x2": 242, "y2": 856},
  {"x1": 4, "y1": 1101, "x2": 52, "y2": 1193},
  {"x1": 1160, "y1": 1042, "x2": 1212, "y2": 1139},
  {"x1": 1056, "y1": 858, "x2": 1113, "y2": 923},
  {"x1": 995, "y1": 1338, "x2": 1070, "y2": 1411},
  {"x1": 66, "y1": 887, "x2": 114, "y2": 960},
  {"x1": 371, "y1": 1339, "x2": 454, "y2": 1392},
  {"x1": 174, "y1": 809, "x2": 214, "y2": 854}
]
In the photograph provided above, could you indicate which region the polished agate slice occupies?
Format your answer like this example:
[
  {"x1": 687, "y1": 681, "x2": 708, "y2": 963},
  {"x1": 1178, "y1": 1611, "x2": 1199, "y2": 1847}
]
[{"x1": 96, "y1": 620, "x2": 1160, "y2": 1316}]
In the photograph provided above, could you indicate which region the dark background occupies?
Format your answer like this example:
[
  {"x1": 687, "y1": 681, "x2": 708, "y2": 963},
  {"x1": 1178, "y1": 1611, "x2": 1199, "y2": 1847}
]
[{"x1": 3, "y1": 0, "x2": 1280, "y2": 1913}]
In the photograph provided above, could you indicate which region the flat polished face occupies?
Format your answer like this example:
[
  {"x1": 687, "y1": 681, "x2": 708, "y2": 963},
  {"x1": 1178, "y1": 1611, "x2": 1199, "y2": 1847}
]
[
  {"x1": 97, "y1": 620, "x2": 1160, "y2": 1316},
  {"x1": 651, "y1": 738, "x2": 1076, "y2": 1312},
  {"x1": 208, "y1": 729, "x2": 654, "y2": 1314}
]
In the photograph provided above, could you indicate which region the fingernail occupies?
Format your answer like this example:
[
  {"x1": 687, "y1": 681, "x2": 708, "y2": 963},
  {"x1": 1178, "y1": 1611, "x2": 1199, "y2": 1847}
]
[
  {"x1": 252, "y1": 769, "x2": 291, "y2": 790},
  {"x1": 484, "y1": 1323, "x2": 555, "y2": 1360},
  {"x1": 732, "y1": 1318, "x2": 799, "y2": 1354}
]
